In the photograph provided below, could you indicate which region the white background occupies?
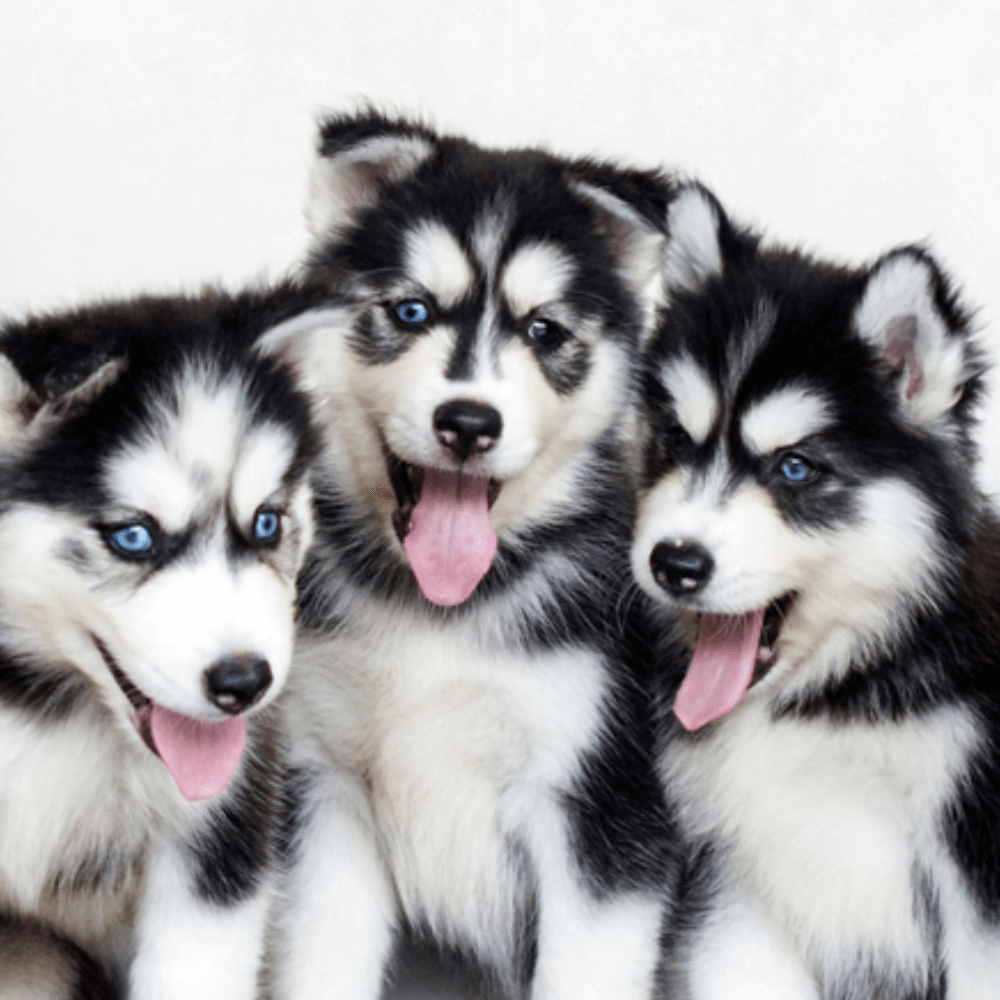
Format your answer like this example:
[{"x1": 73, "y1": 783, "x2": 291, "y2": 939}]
[
  {"x1": 2, "y1": 1, "x2": 998, "y2": 483},
  {"x1": 1, "y1": 2, "x2": 998, "y2": 995}
]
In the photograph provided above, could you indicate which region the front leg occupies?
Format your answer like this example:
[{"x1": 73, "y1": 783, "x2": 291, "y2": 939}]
[
  {"x1": 525, "y1": 796, "x2": 666, "y2": 1000},
  {"x1": 682, "y1": 889, "x2": 817, "y2": 1000},
  {"x1": 266, "y1": 766, "x2": 397, "y2": 1000},
  {"x1": 128, "y1": 730, "x2": 283, "y2": 1000},
  {"x1": 128, "y1": 838, "x2": 273, "y2": 999}
]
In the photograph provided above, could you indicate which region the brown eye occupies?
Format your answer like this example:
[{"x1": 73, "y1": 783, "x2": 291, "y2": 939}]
[
  {"x1": 526, "y1": 318, "x2": 569, "y2": 351},
  {"x1": 661, "y1": 423, "x2": 694, "y2": 462}
]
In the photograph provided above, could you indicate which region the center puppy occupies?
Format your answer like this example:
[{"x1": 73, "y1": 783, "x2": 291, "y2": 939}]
[{"x1": 260, "y1": 111, "x2": 684, "y2": 999}]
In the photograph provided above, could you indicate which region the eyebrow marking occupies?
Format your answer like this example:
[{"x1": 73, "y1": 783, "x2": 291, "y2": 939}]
[
  {"x1": 404, "y1": 221, "x2": 475, "y2": 308},
  {"x1": 660, "y1": 355, "x2": 719, "y2": 445},
  {"x1": 501, "y1": 243, "x2": 576, "y2": 317},
  {"x1": 741, "y1": 386, "x2": 832, "y2": 455}
]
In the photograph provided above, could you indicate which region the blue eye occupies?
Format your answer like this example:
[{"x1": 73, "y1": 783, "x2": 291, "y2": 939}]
[
  {"x1": 107, "y1": 524, "x2": 155, "y2": 557},
  {"x1": 394, "y1": 300, "x2": 430, "y2": 325},
  {"x1": 780, "y1": 455, "x2": 816, "y2": 484},
  {"x1": 254, "y1": 509, "x2": 281, "y2": 543}
]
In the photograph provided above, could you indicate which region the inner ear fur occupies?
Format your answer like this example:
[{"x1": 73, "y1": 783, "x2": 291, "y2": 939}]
[
  {"x1": 0, "y1": 349, "x2": 126, "y2": 452},
  {"x1": 661, "y1": 181, "x2": 728, "y2": 297},
  {"x1": 854, "y1": 247, "x2": 975, "y2": 426},
  {"x1": 571, "y1": 177, "x2": 668, "y2": 300}
]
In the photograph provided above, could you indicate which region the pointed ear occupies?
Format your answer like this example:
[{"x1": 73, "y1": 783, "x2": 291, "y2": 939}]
[
  {"x1": 0, "y1": 346, "x2": 126, "y2": 452},
  {"x1": 306, "y1": 111, "x2": 438, "y2": 240},
  {"x1": 571, "y1": 178, "x2": 667, "y2": 298},
  {"x1": 254, "y1": 305, "x2": 350, "y2": 396},
  {"x1": 661, "y1": 182, "x2": 726, "y2": 295},
  {"x1": 0, "y1": 353, "x2": 40, "y2": 450},
  {"x1": 853, "y1": 248, "x2": 973, "y2": 426}
]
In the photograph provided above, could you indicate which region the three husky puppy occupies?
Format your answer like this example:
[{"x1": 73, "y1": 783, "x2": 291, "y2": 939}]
[{"x1": 4, "y1": 110, "x2": 998, "y2": 1000}]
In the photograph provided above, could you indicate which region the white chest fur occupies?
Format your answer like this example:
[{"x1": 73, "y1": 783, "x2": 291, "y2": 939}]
[
  {"x1": 289, "y1": 610, "x2": 609, "y2": 953},
  {"x1": 665, "y1": 702, "x2": 979, "y2": 973},
  {"x1": 0, "y1": 700, "x2": 180, "y2": 946}
]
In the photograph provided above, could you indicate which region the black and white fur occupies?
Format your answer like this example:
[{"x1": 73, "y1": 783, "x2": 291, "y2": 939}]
[
  {"x1": 636, "y1": 183, "x2": 1000, "y2": 998},
  {"x1": 259, "y1": 111, "x2": 685, "y2": 1000},
  {"x1": 0, "y1": 288, "x2": 321, "y2": 998}
]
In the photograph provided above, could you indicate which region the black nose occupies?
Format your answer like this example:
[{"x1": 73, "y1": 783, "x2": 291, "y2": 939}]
[
  {"x1": 433, "y1": 400, "x2": 503, "y2": 461},
  {"x1": 203, "y1": 655, "x2": 272, "y2": 714},
  {"x1": 649, "y1": 541, "x2": 715, "y2": 597}
]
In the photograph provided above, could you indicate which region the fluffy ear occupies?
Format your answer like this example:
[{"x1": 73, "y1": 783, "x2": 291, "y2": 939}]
[
  {"x1": 0, "y1": 353, "x2": 39, "y2": 450},
  {"x1": 306, "y1": 110, "x2": 438, "y2": 240},
  {"x1": 0, "y1": 345, "x2": 126, "y2": 452},
  {"x1": 853, "y1": 248, "x2": 973, "y2": 426},
  {"x1": 661, "y1": 182, "x2": 726, "y2": 295},
  {"x1": 571, "y1": 178, "x2": 667, "y2": 298},
  {"x1": 254, "y1": 305, "x2": 350, "y2": 396}
]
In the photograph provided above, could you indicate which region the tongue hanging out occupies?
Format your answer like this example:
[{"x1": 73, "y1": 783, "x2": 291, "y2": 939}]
[
  {"x1": 136, "y1": 704, "x2": 247, "y2": 802},
  {"x1": 674, "y1": 609, "x2": 765, "y2": 732},
  {"x1": 403, "y1": 467, "x2": 498, "y2": 606}
]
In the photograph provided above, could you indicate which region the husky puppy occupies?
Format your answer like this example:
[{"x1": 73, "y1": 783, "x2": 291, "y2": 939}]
[
  {"x1": 0, "y1": 288, "x2": 320, "y2": 998},
  {"x1": 634, "y1": 182, "x2": 1000, "y2": 999},
  {"x1": 259, "y1": 111, "x2": 684, "y2": 1000}
]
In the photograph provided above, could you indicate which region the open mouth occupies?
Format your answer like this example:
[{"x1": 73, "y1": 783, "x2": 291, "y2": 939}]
[
  {"x1": 92, "y1": 635, "x2": 247, "y2": 803},
  {"x1": 752, "y1": 593, "x2": 795, "y2": 682},
  {"x1": 383, "y1": 445, "x2": 502, "y2": 607},
  {"x1": 673, "y1": 592, "x2": 796, "y2": 733}
]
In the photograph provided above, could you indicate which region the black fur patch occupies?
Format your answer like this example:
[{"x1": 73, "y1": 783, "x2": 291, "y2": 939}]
[
  {"x1": 273, "y1": 764, "x2": 318, "y2": 869},
  {"x1": 187, "y1": 715, "x2": 284, "y2": 907},
  {"x1": 0, "y1": 654, "x2": 93, "y2": 722}
]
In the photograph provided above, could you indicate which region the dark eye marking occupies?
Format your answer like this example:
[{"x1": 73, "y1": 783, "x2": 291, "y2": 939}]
[{"x1": 659, "y1": 421, "x2": 697, "y2": 465}]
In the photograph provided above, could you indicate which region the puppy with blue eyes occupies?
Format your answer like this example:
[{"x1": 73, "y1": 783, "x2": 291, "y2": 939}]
[
  {"x1": 257, "y1": 109, "x2": 685, "y2": 1000},
  {"x1": 0, "y1": 286, "x2": 321, "y2": 999},
  {"x1": 636, "y1": 183, "x2": 1000, "y2": 998}
]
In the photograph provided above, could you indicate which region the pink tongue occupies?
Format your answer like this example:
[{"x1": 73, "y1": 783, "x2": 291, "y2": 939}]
[
  {"x1": 403, "y1": 468, "x2": 498, "y2": 606},
  {"x1": 137, "y1": 704, "x2": 247, "y2": 801},
  {"x1": 674, "y1": 609, "x2": 765, "y2": 732}
]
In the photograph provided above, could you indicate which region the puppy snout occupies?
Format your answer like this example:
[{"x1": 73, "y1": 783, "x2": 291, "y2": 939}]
[
  {"x1": 650, "y1": 541, "x2": 715, "y2": 597},
  {"x1": 203, "y1": 654, "x2": 272, "y2": 714},
  {"x1": 434, "y1": 400, "x2": 502, "y2": 461}
]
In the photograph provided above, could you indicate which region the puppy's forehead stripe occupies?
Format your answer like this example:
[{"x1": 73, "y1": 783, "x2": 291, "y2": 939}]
[
  {"x1": 741, "y1": 386, "x2": 833, "y2": 455},
  {"x1": 104, "y1": 447, "x2": 203, "y2": 532},
  {"x1": 231, "y1": 424, "x2": 297, "y2": 525},
  {"x1": 471, "y1": 202, "x2": 512, "y2": 283},
  {"x1": 660, "y1": 356, "x2": 719, "y2": 445},
  {"x1": 501, "y1": 243, "x2": 576, "y2": 317},
  {"x1": 403, "y1": 221, "x2": 475, "y2": 308}
]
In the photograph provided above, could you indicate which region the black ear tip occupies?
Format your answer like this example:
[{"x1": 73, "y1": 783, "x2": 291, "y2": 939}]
[{"x1": 316, "y1": 106, "x2": 440, "y2": 158}]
